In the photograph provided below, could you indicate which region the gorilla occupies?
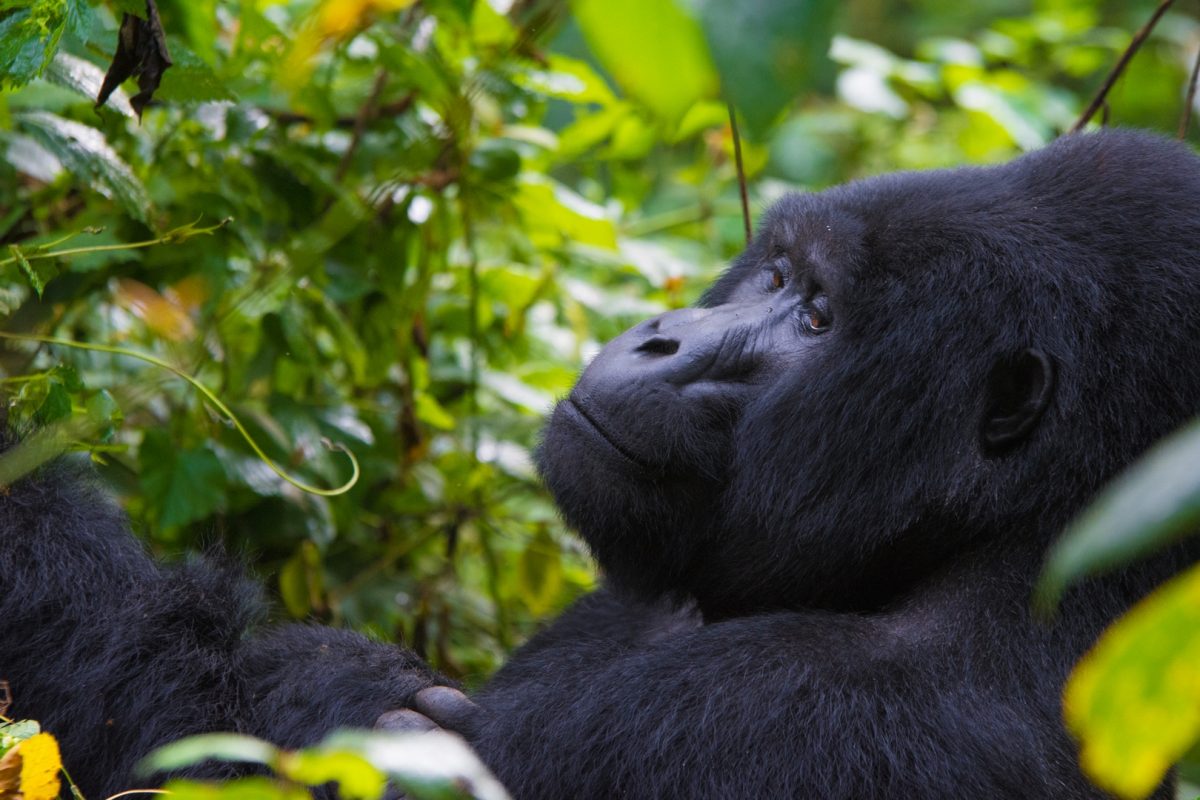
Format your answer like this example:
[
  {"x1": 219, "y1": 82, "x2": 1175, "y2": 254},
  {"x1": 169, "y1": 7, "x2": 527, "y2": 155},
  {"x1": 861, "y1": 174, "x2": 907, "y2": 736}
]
[{"x1": 2, "y1": 128, "x2": 1198, "y2": 800}]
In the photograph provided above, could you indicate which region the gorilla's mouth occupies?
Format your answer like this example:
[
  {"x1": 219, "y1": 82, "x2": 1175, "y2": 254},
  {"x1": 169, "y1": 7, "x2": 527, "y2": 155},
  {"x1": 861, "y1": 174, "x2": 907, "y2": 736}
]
[{"x1": 564, "y1": 398, "x2": 653, "y2": 470}]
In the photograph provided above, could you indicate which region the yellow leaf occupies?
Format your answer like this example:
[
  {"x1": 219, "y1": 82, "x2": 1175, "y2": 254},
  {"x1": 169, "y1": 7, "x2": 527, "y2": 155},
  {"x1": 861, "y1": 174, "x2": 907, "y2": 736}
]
[
  {"x1": 10, "y1": 733, "x2": 63, "y2": 800},
  {"x1": 1064, "y1": 562, "x2": 1200, "y2": 799},
  {"x1": 115, "y1": 278, "x2": 196, "y2": 342}
]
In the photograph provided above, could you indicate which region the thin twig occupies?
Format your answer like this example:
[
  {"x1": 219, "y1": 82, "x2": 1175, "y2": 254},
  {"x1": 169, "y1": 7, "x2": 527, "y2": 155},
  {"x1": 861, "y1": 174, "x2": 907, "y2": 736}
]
[
  {"x1": 335, "y1": 71, "x2": 392, "y2": 183},
  {"x1": 1070, "y1": 0, "x2": 1175, "y2": 133},
  {"x1": 1180, "y1": 44, "x2": 1200, "y2": 138},
  {"x1": 264, "y1": 97, "x2": 415, "y2": 129},
  {"x1": 728, "y1": 103, "x2": 751, "y2": 246}
]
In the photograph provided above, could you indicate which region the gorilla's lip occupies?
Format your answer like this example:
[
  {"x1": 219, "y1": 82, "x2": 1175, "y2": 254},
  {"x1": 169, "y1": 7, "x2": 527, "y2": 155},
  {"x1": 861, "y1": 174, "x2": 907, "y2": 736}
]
[{"x1": 564, "y1": 398, "x2": 654, "y2": 470}]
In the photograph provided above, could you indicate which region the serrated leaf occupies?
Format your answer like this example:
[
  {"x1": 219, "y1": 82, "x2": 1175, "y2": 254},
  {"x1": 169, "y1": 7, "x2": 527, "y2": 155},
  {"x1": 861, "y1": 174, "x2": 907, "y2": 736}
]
[
  {"x1": 0, "y1": 0, "x2": 93, "y2": 88},
  {"x1": 16, "y1": 111, "x2": 149, "y2": 222},
  {"x1": 46, "y1": 52, "x2": 135, "y2": 117},
  {"x1": 1, "y1": 132, "x2": 63, "y2": 182},
  {"x1": 571, "y1": 0, "x2": 717, "y2": 124},
  {"x1": 1037, "y1": 417, "x2": 1200, "y2": 608},
  {"x1": 139, "y1": 431, "x2": 227, "y2": 528},
  {"x1": 1064, "y1": 562, "x2": 1200, "y2": 799},
  {"x1": 697, "y1": 0, "x2": 836, "y2": 136},
  {"x1": 8, "y1": 245, "x2": 42, "y2": 297}
]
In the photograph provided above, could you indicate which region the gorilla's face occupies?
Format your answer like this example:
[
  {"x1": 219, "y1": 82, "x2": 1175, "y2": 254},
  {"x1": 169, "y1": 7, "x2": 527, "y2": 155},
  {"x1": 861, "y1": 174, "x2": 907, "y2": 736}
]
[{"x1": 538, "y1": 132, "x2": 1200, "y2": 617}]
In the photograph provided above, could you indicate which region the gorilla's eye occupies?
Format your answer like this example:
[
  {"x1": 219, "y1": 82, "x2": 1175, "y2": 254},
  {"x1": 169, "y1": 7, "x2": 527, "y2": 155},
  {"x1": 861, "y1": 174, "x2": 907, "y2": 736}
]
[{"x1": 766, "y1": 263, "x2": 789, "y2": 291}]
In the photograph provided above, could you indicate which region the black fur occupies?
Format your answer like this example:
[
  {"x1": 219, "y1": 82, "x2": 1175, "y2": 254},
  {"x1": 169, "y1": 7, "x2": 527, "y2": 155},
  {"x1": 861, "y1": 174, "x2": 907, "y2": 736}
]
[{"x1": 3, "y1": 129, "x2": 1198, "y2": 799}]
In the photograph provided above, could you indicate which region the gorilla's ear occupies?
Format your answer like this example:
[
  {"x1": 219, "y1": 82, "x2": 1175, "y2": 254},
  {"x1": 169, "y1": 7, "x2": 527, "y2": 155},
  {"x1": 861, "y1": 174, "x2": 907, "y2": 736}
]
[{"x1": 981, "y1": 349, "x2": 1056, "y2": 453}]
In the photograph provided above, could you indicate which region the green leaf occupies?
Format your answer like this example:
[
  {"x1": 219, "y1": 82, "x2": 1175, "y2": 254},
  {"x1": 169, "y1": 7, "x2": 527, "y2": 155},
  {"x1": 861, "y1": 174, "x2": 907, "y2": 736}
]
[
  {"x1": 155, "y1": 43, "x2": 235, "y2": 105},
  {"x1": 16, "y1": 111, "x2": 149, "y2": 222},
  {"x1": 163, "y1": 777, "x2": 310, "y2": 800},
  {"x1": 0, "y1": 0, "x2": 92, "y2": 88},
  {"x1": 517, "y1": 526, "x2": 563, "y2": 615},
  {"x1": 514, "y1": 175, "x2": 617, "y2": 249},
  {"x1": 139, "y1": 734, "x2": 278, "y2": 775},
  {"x1": 696, "y1": 0, "x2": 836, "y2": 136},
  {"x1": 320, "y1": 730, "x2": 511, "y2": 800},
  {"x1": 34, "y1": 382, "x2": 71, "y2": 425},
  {"x1": 1037, "y1": 418, "x2": 1200, "y2": 608},
  {"x1": 46, "y1": 52, "x2": 136, "y2": 117},
  {"x1": 571, "y1": 0, "x2": 717, "y2": 124},
  {"x1": 1064, "y1": 562, "x2": 1200, "y2": 799},
  {"x1": 8, "y1": 244, "x2": 42, "y2": 297},
  {"x1": 279, "y1": 540, "x2": 323, "y2": 619},
  {"x1": 281, "y1": 749, "x2": 386, "y2": 800},
  {"x1": 139, "y1": 431, "x2": 227, "y2": 528}
]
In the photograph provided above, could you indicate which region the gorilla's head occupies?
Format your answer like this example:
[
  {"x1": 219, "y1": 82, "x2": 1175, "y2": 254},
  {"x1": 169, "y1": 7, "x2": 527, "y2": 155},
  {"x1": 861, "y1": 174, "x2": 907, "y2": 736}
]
[{"x1": 538, "y1": 130, "x2": 1200, "y2": 618}]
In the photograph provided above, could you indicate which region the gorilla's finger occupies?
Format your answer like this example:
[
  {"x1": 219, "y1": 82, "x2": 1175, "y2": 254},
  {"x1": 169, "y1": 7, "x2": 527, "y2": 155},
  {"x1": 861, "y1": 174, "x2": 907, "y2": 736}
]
[
  {"x1": 413, "y1": 686, "x2": 485, "y2": 738},
  {"x1": 375, "y1": 708, "x2": 438, "y2": 733}
]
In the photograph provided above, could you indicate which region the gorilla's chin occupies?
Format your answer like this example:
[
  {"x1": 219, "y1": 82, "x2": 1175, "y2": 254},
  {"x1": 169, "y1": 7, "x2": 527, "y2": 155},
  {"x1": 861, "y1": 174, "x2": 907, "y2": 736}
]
[{"x1": 537, "y1": 397, "x2": 722, "y2": 600}]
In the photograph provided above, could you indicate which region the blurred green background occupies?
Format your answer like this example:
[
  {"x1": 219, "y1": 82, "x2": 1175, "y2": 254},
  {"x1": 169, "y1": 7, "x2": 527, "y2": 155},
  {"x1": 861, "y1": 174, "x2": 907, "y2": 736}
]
[{"x1": 2, "y1": 0, "x2": 1200, "y2": 794}]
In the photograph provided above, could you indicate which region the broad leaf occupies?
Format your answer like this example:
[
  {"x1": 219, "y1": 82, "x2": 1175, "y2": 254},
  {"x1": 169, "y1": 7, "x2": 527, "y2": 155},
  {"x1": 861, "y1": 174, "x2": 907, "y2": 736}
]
[
  {"x1": 571, "y1": 0, "x2": 717, "y2": 124},
  {"x1": 139, "y1": 431, "x2": 227, "y2": 528},
  {"x1": 1038, "y1": 418, "x2": 1200, "y2": 608},
  {"x1": 16, "y1": 111, "x2": 150, "y2": 222},
  {"x1": 697, "y1": 0, "x2": 837, "y2": 136},
  {"x1": 1064, "y1": 562, "x2": 1200, "y2": 799}
]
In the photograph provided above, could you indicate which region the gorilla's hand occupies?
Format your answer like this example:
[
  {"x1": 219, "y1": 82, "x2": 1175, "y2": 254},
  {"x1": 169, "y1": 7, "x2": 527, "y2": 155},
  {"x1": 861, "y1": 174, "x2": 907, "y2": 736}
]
[{"x1": 375, "y1": 686, "x2": 486, "y2": 739}]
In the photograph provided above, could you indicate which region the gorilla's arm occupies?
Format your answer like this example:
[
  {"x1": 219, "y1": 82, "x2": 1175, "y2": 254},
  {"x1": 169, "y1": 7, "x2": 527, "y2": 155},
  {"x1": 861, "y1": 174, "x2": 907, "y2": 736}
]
[
  {"x1": 469, "y1": 576, "x2": 1072, "y2": 800},
  {"x1": 0, "y1": 459, "x2": 444, "y2": 796}
]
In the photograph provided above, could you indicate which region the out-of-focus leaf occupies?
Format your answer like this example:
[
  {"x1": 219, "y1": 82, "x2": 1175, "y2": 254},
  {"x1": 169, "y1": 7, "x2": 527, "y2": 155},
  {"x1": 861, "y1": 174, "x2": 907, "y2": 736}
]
[
  {"x1": 322, "y1": 730, "x2": 511, "y2": 800},
  {"x1": 697, "y1": 0, "x2": 837, "y2": 136},
  {"x1": 115, "y1": 278, "x2": 196, "y2": 342},
  {"x1": 155, "y1": 45, "x2": 236, "y2": 105},
  {"x1": 515, "y1": 55, "x2": 616, "y2": 105},
  {"x1": 514, "y1": 176, "x2": 616, "y2": 249},
  {"x1": 1064, "y1": 562, "x2": 1200, "y2": 799},
  {"x1": 280, "y1": 749, "x2": 385, "y2": 800},
  {"x1": 518, "y1": 526, "x2": 563, "y2": 615},
  {"x1": 140, "y1": 734, "x2": 278, "y2": 774},
  {"x1": 140, "y1": 431, "x2": 227, "y2": 528},
  {"x1": 1037, "y1": 418, "x2": 1200, "y2": 608},
  {"x1": 17, "y1": 111, "x2": 149, "y2": 222},
  {"x1": 163, "y1": 777, "x2": 310, "y2": 800},
  {"x1": 34, "y1": 383, "x2": 71, "y2": 425},
  {"x1": 953, "y1": 81, "x2": 1050, "y2": 149},
  {"x1": 96, "y1": 0, "x2": 172, "y2": 118},
  {"x1": 1, "y1": 133, "x2": 63, "y2": 182},
  {"x1": 571, "y1": 0, "x2": 717, "y2": 124},
  {"x1": 279, "y1": 540, "x2": 324, "y2": 619}
]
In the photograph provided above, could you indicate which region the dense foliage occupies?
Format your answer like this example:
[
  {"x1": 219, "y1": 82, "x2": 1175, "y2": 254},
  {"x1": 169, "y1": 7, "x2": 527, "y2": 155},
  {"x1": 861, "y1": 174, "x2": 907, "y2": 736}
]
[{"x1": 4, "y1": 0, "x2": 1200, "y2": 797}]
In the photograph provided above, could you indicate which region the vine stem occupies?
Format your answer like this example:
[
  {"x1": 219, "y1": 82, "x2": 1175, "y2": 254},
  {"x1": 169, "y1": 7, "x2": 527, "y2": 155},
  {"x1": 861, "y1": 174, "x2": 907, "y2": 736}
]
[{"x1": 0, "y1": 332, "x2": 359, "y2": 496}]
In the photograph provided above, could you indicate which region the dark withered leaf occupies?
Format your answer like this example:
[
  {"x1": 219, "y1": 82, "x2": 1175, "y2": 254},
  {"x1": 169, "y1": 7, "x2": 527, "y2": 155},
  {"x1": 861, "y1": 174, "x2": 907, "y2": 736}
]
[{"x1": 95, "y1": 0, "x2": 172, "y2": 119}]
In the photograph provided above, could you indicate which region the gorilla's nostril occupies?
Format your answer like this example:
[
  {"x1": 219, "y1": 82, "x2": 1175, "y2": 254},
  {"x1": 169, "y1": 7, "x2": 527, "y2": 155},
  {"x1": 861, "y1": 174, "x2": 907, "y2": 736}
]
[{"x1": 636, "y1": 336, "x2": 680, "y2": 356}]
